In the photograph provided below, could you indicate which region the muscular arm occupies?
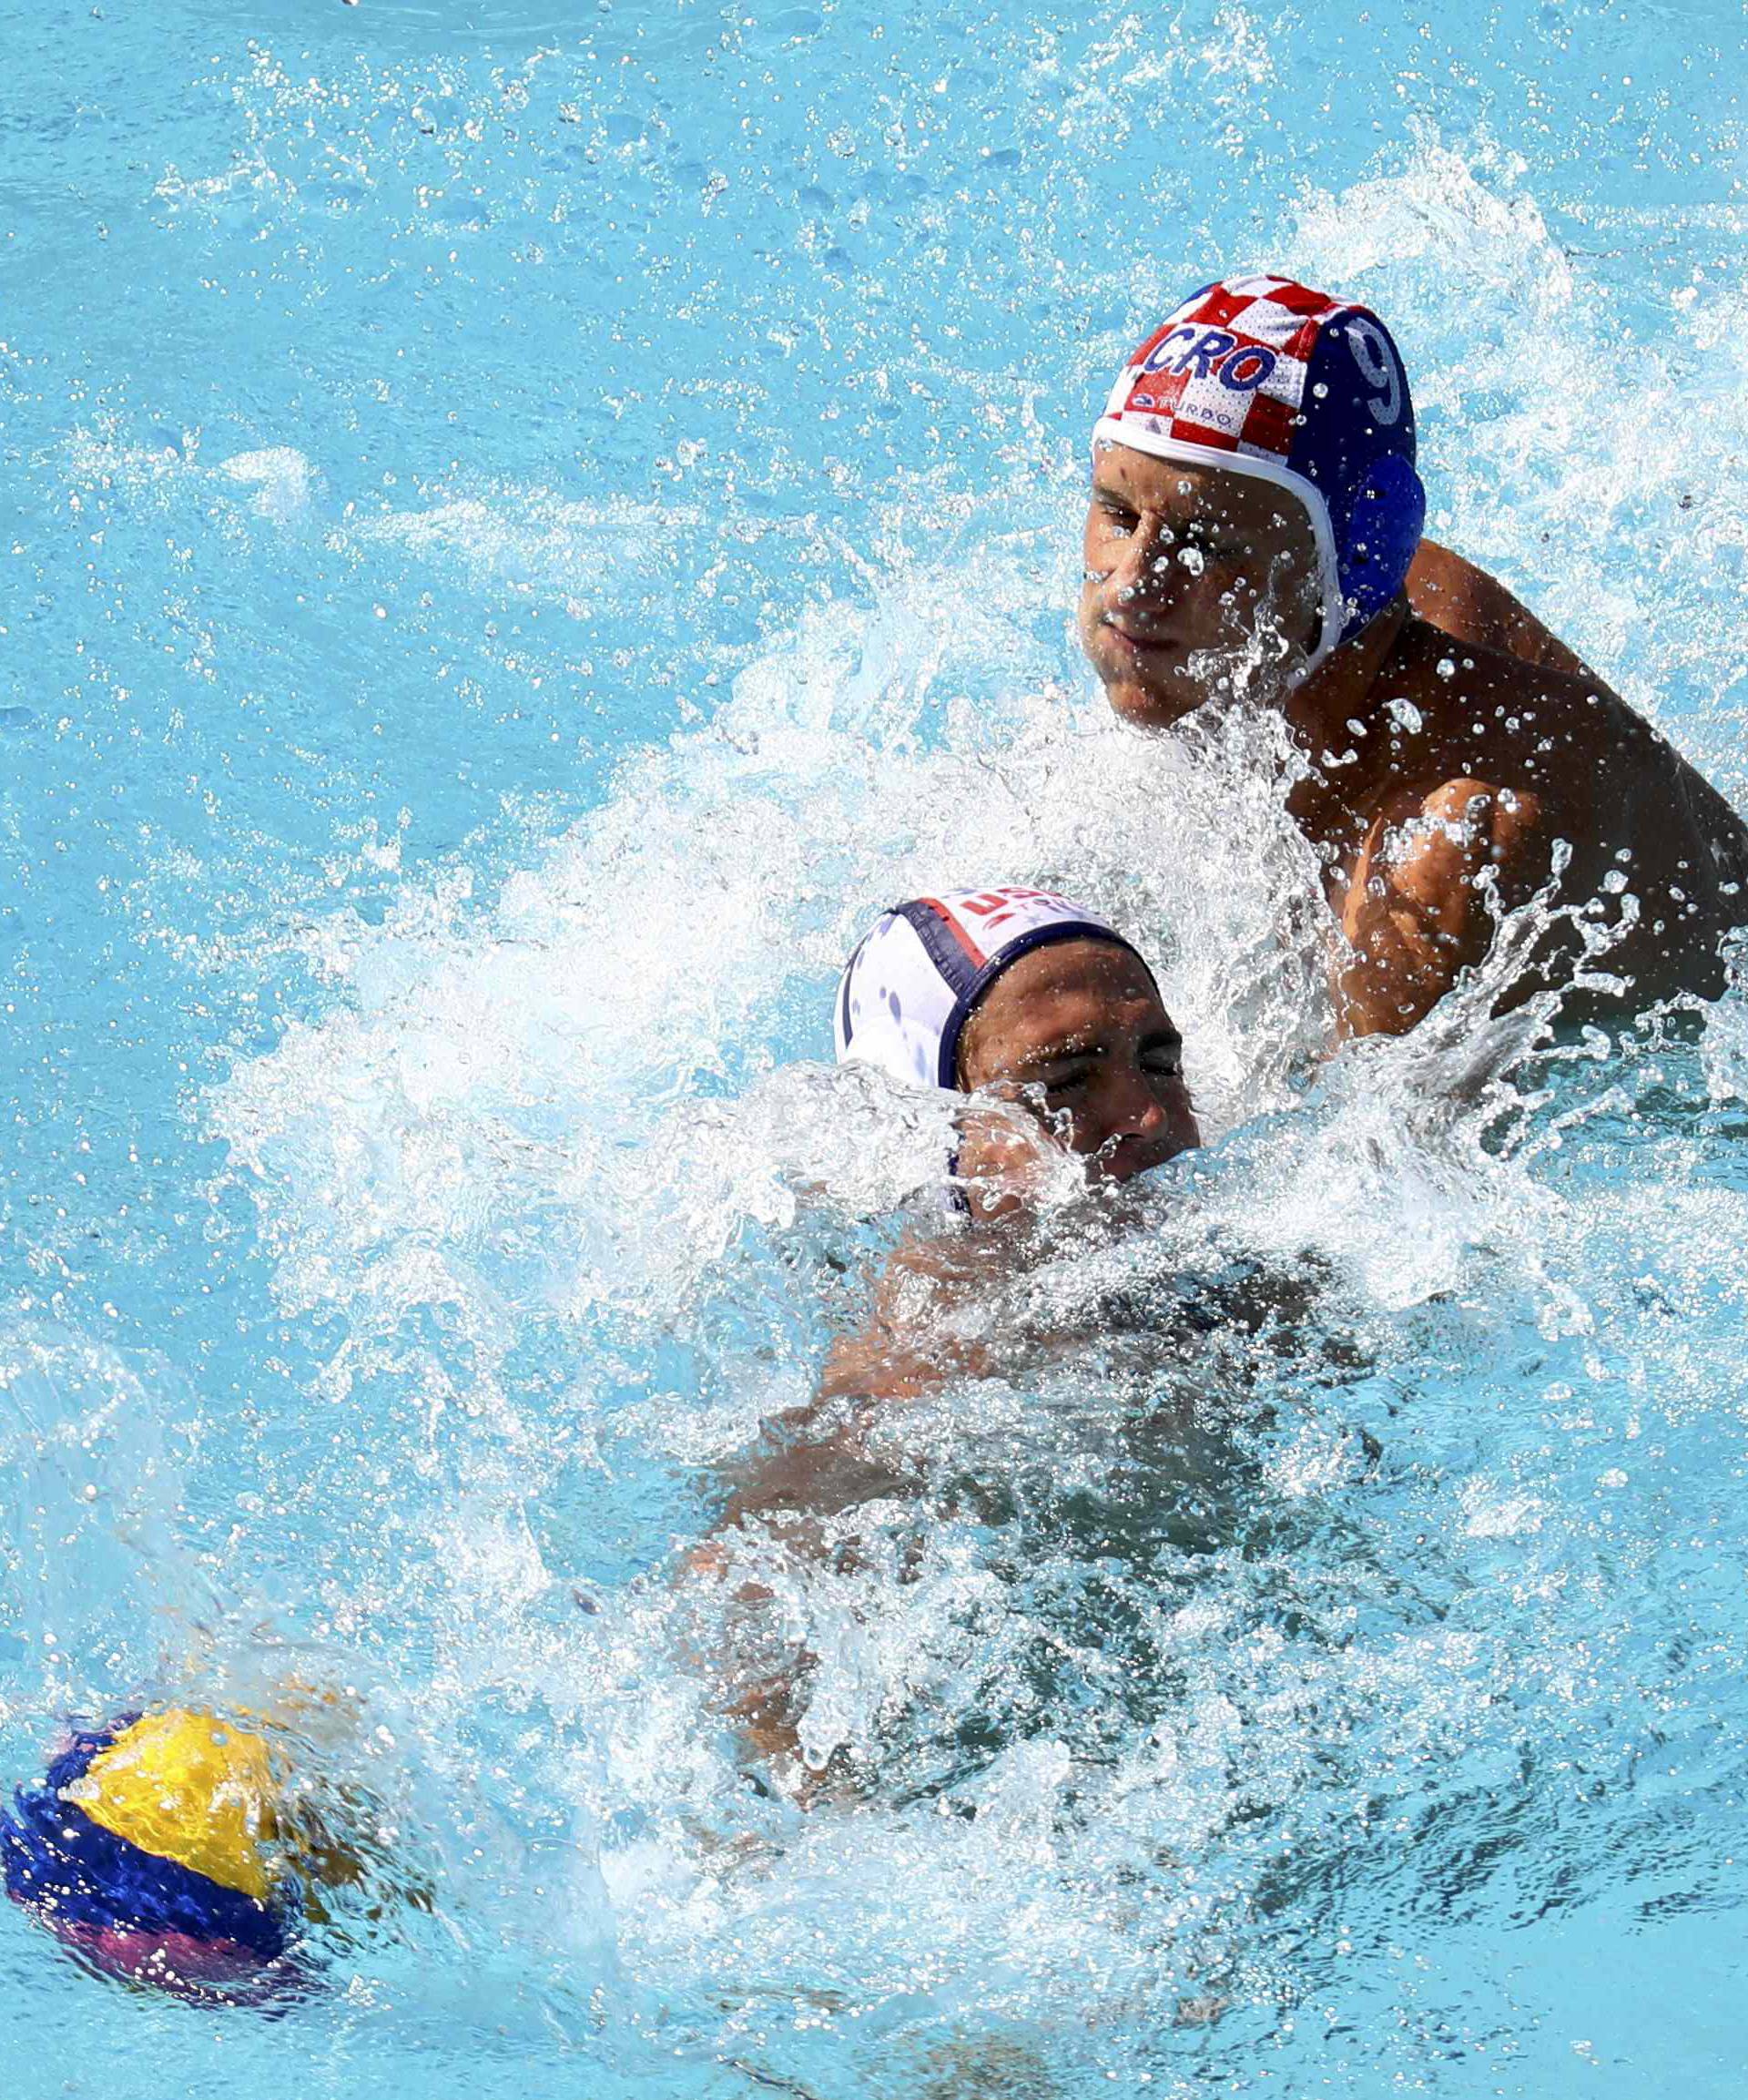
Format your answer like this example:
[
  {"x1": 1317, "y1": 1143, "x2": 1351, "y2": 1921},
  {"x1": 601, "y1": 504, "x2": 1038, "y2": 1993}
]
[{"x1": 1335, "y1": 777, "x2": 1545, "y2": 1038}]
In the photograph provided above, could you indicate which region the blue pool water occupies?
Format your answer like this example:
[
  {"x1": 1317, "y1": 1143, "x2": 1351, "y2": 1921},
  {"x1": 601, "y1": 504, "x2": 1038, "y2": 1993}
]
[{"x1": 4, "y1": 0, "x2": 1748, "y2": 2090}]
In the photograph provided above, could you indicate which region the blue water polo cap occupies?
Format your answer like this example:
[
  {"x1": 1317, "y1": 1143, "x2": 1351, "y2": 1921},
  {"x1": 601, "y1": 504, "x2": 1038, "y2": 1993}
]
[{"x1": 1094, "y1": 272, "x2": 1428, "y2": 670}]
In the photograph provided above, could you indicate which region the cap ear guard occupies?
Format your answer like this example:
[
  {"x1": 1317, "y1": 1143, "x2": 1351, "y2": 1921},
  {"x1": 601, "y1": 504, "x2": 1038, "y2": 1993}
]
[
  {"x1": 1297, "y1": 308, "x2": 1421, "y2": 642},
  {"x1": 1336, "y1": 451, "x2": 1426, "y2": 633}
]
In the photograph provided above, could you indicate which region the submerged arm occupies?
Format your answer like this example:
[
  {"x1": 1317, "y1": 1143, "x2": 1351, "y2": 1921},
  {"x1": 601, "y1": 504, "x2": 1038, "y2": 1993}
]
[
  {"x1": 684, "y1": 1228, "x2": 1012, "y2": 1784},
  {"x1": 684, "y1": 1397, "x2": 922, "y2": 1786}
]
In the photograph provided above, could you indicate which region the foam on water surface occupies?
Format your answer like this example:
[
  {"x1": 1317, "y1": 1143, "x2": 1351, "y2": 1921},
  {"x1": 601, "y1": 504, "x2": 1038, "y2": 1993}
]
[{"x1": 4, "y1": 0, "x2": 1748, "y2": 2093}]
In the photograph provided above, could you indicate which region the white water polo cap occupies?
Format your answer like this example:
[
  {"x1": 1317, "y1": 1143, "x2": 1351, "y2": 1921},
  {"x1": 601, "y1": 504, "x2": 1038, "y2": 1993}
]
[
  {"x1": 834, "y1": 886, "x2": 1152, "y2": 1092},
  {"x1": 1094, "y1": 273, "x2": 1426, "y2": 674}
]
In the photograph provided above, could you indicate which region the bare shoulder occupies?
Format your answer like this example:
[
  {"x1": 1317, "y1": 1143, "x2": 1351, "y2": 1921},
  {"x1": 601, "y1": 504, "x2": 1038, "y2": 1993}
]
[
  {"x1": 1408, "y1": 539, "x2": 1597, "y2": 684},
  {"x1": 1387, "y1": 615, "x2": 1652, "y2": 783},
  {"x1": 1408, "y1": 620, "x2": 1747, "y2": 873}
]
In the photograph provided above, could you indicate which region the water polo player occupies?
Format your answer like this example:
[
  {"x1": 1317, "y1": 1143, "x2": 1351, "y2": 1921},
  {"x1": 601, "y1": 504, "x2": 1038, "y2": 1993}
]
[
  {"x1": 1081, "y1": 272, "x2": 1748, "y2": 1036},
  {"x1": 834, "y1": 883, "x2": 1200, "y2": 1222},
  {"x1": 799, "y1": 883, "x2": 1201, "y2": 1402},
  {"x1": 692, "y1": 890, "x2": 1265, "y2": 1792}
]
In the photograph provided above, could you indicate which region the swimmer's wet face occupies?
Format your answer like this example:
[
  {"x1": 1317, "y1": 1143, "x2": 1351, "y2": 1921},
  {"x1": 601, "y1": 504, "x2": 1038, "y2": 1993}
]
[
  {"x1": 1078, "y1": 445, "x2": 1323, "y2": 728},
  {"x1": 953, "y1": 938, "x2": 1200, "y2": 1216}
]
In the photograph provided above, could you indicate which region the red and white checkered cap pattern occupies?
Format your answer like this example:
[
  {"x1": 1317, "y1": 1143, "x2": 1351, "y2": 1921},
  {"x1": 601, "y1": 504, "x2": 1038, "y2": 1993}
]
[{"x1": 1099, "y1": 274, "x2": 1350, "y2": 460}]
